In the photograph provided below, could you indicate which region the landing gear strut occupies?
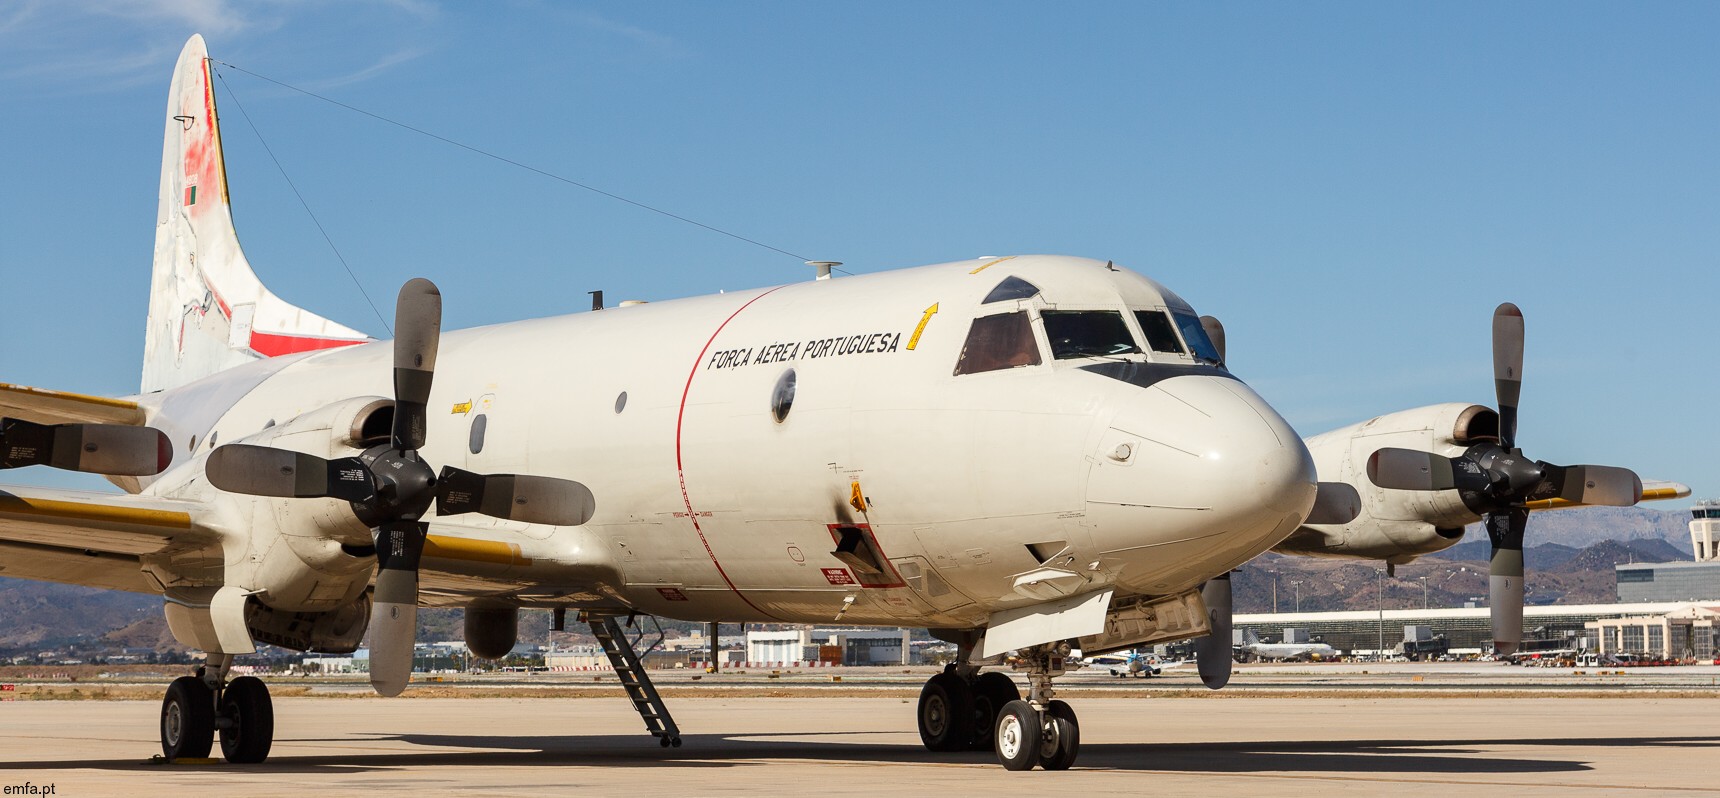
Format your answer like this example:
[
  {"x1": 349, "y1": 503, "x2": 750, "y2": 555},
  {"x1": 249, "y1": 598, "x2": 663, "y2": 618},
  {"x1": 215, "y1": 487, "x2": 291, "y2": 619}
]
[
  {"x1": 914, "y1": 642, "x2": 1080, "y2": 770},
  {"x1": 159, "y1": 654, "x2": 274, "y2": 764}
]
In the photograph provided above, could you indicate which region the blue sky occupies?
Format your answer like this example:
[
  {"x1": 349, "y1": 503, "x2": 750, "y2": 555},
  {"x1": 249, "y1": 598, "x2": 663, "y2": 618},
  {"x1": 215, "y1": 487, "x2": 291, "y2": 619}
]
[{"x1": 1, "y1": 2, "x2": 1715, "y2": 504}]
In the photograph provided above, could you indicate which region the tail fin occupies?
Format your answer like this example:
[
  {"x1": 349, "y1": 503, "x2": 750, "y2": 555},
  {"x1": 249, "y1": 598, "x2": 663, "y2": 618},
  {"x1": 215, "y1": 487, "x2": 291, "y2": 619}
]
[
  {"x1": 143, "y1": 35, "x2": 370, "y2": 394},
  {"x1": 1242, "y1": 628, "x2": 1260, "y2": 646}
]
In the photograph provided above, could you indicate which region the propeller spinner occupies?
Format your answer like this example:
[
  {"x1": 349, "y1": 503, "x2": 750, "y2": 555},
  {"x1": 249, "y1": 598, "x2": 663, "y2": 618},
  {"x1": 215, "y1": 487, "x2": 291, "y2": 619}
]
[
  {"x1": 1364, "y1": 303, "x2": 1641, "y2": 656},
  {"x1": 206, "y1": 278, "x2": 595, "y2": 695}
]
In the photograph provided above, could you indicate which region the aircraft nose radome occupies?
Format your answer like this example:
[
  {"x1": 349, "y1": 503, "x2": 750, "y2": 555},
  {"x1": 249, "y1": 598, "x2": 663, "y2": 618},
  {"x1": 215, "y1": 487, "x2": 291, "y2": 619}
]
[
  {"x1": 1164, "y1": 377, "x2": 1316, "y2": 523},
  {"x1": 1087, "y1": 375, "x2": 1316, "y2": 578}
]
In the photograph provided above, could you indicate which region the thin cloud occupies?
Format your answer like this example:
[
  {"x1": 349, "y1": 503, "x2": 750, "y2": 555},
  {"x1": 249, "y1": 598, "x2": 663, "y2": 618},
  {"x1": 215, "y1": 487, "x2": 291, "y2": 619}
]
[{"x1": 306, "y1": 47, "x2": 427, "y2": 89}]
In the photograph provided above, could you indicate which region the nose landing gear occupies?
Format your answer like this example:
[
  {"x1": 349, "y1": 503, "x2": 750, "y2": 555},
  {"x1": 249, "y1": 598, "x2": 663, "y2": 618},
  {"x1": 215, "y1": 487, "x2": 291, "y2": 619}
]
[
  {"x1": 159, "y1": 655, "x2": 275, "y2": 764},
  {"x1": 914, "y1": 642, "x2": 1081, "y2": 770}
]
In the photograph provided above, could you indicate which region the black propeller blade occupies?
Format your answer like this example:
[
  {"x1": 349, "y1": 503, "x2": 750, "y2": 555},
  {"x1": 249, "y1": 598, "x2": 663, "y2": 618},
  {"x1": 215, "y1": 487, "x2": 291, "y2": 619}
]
[
  {"x1": 202, "y1": 278, "x2": 595, "y2": 695},
  {"x1": 435, "y1": 467, "x2": 596, "y2": 527},
  {"x1": 206, "y1": 444, "x2": 374, "y2": 501},
  {"x1": 1363, "y1": 302, "x2": 1642, "y2": 657},
  {"x1": 391, "y1": 278, "x2": 441, "y2": 452},
  {"x1": 0, "y1": 417, "x2": 171, "y2": 476}
]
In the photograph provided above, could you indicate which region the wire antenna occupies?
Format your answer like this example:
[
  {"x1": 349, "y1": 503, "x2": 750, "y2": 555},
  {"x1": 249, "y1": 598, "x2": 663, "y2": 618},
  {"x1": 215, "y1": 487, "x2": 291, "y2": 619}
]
[
  {"x1": 214, "y1": 68, "x2": 393, "y2": 336},
  {"x1": 212, "y1": 59, "x2": 822, "y2": 266}
]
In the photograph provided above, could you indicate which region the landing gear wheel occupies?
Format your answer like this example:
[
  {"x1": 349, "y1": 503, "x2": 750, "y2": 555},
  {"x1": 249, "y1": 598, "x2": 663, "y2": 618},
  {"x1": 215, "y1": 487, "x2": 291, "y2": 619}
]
[
  {"x1": 917, "y1": 671, "x2": 973, "y2": 752},
  {"x1": 161, "y1": 676, "x2": 214, "y2": 761},
  {"x1": 967, "y1": 671, "x2": 1020, "y2": 751},
  {"x1": 994, "y1": 700, "x2": 1042, "y2": 771},
  {"x1": 218, "y1": 676, "x2": 274, "y2": 764},
  {"x1": 1039, "y1": 699, "x2": 1080, "y2": 771}
]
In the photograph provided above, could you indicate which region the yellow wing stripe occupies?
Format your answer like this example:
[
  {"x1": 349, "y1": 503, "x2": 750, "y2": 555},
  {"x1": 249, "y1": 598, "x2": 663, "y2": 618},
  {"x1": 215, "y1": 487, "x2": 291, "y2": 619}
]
[
  {"x1": 424, "y1": 534, "x2": 533, "y2": 566},
  {"x1": 0, "y1": 495, "x2": 191, "y2": 529},
  {"x1": 0, "y1": 383, "x2": 145, "y2": 425}
]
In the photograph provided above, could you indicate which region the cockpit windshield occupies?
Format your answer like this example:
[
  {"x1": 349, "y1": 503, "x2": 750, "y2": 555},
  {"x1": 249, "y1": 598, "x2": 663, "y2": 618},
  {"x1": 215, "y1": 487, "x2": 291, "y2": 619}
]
[
  {"x1": 1171, "y1": 310, "x2": 1223, "y2": 364},
  {"x1": 1041, "y1": 311, "x2": 1141, "y2": 360}
]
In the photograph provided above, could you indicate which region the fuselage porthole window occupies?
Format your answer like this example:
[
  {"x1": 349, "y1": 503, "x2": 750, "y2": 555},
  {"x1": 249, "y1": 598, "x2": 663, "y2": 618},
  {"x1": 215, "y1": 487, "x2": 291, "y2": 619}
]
[
  {"x1": 953, "y1": 311, "x2": 1042, "y2": 375},
  {"x1": 1041, "y1": 310, "x2": 1141, "y2": 360},
  {"x1": 1134, "y1": 310, "x2": 1186, "y2": 355},
  {"x1": 772, "y1": 369, "x2": 796, "y2": 423},
  {"x1": 1171, "y1": 310, "x2": 1224, "y2": 364},
  {"x1": 614, "y1": 391, "x2": 627, "y2": 414}
]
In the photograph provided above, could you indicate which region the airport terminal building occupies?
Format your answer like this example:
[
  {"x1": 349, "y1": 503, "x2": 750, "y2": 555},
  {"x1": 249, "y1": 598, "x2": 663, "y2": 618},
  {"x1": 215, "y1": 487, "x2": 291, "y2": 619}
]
[
  {"x1": 1233, "y1": 602, "x2": 1720, "y2": 654},
  {"x1": 1237, "y1": 503, "x2": 1720, "y2": 656}
]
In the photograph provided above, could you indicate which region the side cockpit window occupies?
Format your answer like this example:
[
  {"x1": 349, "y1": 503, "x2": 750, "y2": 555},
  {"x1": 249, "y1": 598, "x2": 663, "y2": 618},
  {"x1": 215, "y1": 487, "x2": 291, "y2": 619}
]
[
  {"x1": 1134, "y1": 310, "x2": 1186, "y2": 354},
  {"x1": 1172, "y1": 311, "x2": 1223, "y2": 364},
  {"x1": 954, "y1": 311, "x2": 1042, "y2": 375},
  {"x1": 1041, "y1": 311, "x2": 1140, "y2": 360}
]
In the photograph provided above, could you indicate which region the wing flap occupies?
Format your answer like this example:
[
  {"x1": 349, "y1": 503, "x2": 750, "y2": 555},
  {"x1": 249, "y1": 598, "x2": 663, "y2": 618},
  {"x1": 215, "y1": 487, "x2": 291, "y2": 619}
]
[
  {"x1": 0, "y1": 539, "x2": 155, "y2": 593},
  {"x1": 0, "y1": 383, "x2": 145, "y2": 426}
]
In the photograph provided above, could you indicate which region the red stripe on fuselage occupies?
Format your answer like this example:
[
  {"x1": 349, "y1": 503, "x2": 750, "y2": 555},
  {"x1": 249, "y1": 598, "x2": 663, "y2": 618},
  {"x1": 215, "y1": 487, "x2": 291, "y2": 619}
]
[
  {"x1": 676, "y1": 287, "x2": 787, "y2": 620},
  {"x1": 250, "y1": 331, "x2": 367, "y2": 357}
]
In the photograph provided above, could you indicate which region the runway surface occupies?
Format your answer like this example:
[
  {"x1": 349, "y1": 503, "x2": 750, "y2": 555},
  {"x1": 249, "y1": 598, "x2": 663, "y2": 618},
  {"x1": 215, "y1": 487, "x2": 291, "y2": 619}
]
[{"x1": 3, "y1": 694, "x2": 1717, "y2": 795}]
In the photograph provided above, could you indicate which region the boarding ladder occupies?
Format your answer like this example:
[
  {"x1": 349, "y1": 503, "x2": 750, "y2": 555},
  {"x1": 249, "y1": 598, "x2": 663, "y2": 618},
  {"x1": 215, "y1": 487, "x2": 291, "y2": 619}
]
[{"x1": 589, "y1": 615, "x2": 682, "y2": 747}]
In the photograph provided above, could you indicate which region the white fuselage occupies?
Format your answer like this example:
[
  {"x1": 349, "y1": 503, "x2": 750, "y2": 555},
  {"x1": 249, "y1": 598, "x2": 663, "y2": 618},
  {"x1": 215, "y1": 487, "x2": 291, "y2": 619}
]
[{"x1": 135, "y1": 255, "x2": 1317, "y2": 631}]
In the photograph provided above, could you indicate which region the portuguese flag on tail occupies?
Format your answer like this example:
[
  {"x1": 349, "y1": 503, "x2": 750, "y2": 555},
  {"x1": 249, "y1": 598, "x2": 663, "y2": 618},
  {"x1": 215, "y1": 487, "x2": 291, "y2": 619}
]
[{"x1": 184, "y1": 184, "x2": 198, "y2": 206}]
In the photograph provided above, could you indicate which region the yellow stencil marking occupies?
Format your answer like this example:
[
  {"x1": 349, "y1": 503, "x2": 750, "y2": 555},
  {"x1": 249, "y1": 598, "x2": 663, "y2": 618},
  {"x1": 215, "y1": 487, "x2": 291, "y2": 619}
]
[
  {"x1": 968, "y1": 256, "x2": 1015, "y2": 275},
  {"x1": 451, "y1": 400, "x2": 473, "y2": 415},
  {"x1": 906, "y1": 303, "x2": 939, "y2": 351},
  {"x1": 849, "y1": 481, "x2": 867, "y2": 513}
]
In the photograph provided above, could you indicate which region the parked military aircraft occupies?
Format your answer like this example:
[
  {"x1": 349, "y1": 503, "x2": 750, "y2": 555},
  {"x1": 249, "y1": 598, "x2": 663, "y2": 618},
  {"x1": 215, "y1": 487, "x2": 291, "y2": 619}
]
[
  {"x1": 0, "y1": 35, "x2": 1684, "y2": 772},
  {"x1": 1237, "y1": 628, "x2": 1338, "y2": 661}
]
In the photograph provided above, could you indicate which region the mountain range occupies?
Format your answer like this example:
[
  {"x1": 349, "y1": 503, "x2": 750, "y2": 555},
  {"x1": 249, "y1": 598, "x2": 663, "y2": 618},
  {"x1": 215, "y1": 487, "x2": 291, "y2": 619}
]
[{"x1": 0, "y1": 506, "x2": 1699, "y2": 655}]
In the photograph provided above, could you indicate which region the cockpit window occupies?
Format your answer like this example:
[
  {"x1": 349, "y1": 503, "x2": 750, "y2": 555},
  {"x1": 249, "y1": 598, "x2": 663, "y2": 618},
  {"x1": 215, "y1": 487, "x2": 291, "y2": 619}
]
[
  {"x1": 953, "y1": 311, "x2": 1042, "y2": 375},
  {"x1": 1172, "y1": 311, "x2": 1223, "y2": 364},
  {"x1": 1134, "y1": 310, "x2": 1186, "y2": 354},
  {"x1": 1041, "y1": 311, "x2": 1141, "y2": 360},
  {"x1": 982, "y1": 276, "x2": 1041, "y2": 304}
]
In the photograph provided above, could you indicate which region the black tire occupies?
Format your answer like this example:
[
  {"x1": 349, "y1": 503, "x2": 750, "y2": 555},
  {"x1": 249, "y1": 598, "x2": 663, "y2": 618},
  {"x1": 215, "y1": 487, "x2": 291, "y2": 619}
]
[
  {"x1": 218, "y1": 676, "x2": 274, "y2": 764},
  {"x1": 1039, "y1": 699, "x2": 1080, "y2": 771},
  {"x1": 967, "y1": 672, "x2": 1020, "y2": 751},
  {"x1": 994, "y1": 699, "x2": 1041, "y2": 771},
  {"x1": 916, "y1": 671, "x2": 973, "y2": 752},
  {"x1": 161, "y1": 676, "x2": 215, "y2": 761}
]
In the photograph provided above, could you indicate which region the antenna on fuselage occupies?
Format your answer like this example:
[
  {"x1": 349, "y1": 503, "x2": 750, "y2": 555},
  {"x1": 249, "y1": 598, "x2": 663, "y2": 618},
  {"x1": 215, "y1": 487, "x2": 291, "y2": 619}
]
[
  {"x1": 589, "y1": 290, "x2": 604, "y2": 311},
  {"x1": 806, "y1": 261, "x2": 841, "y2": 281}
]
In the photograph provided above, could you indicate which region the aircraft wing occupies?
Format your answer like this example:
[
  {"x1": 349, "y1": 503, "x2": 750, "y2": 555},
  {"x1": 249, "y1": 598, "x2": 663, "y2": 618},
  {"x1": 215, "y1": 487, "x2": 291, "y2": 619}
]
[
  {"x1": 0, "y1": 382, "x2": 146, "y2": 425},
  {"x1": 1524, "y1": 479, "x2": 1690, "y2": 511},
  {"x1": 0, "y1": 484, "x2": 211, "y2": 594}
]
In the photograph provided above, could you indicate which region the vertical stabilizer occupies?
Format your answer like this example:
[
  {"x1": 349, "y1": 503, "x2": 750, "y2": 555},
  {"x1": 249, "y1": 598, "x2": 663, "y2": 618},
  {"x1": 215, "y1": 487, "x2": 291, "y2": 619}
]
[{"x1": 143, "y1": 35, "x2": 370, "y2": 394}]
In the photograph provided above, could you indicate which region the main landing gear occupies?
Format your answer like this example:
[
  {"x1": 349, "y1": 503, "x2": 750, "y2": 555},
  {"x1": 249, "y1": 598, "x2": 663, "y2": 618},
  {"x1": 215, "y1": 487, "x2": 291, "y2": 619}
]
[
  {"x1": 915, "y1": 643, "x2": 1080, "y2": 771},
  {"x1": 160, "y1": 654, "x2": 274, "y2": 764}
]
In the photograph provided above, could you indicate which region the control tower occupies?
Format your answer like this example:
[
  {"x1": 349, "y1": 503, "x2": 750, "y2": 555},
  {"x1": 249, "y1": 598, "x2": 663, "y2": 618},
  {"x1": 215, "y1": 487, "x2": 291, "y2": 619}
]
[{"x1": 1693, "y1": 501, "x2": 1720, "y2": 561}]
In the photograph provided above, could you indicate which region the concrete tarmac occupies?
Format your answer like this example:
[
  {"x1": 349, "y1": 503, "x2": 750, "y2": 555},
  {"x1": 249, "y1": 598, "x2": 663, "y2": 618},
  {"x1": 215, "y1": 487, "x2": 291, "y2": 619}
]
[{"x1": 2, "y1": 696, "x2": 1717, "y2": 795}]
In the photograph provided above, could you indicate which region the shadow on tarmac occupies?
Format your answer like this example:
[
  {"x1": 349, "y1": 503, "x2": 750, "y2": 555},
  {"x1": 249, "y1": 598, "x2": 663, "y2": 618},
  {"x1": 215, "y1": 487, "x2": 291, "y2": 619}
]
[{"x1": 13, "y1": 730, "x2": 1720, "y2": 774}]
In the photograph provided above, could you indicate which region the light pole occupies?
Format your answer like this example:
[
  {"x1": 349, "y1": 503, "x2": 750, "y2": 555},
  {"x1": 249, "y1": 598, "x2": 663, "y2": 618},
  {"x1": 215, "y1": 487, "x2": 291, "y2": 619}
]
[
  {"x1": 1291, "y1": 581, "x2": 1302, "y2": 613},
  {"x1": 1377, "y1": 567, "x2": 1385, "y2": 658},
  {"x1": 1271, "y1": 570, "x2": 1278, "y2": 614},
  {"x1": 1419, "y1": 576, "x2": 1429, "y2": 610}
]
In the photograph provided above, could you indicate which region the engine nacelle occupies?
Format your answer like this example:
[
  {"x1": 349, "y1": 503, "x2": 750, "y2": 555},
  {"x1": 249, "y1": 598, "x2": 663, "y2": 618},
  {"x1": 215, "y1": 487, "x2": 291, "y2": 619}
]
[
  {"x1": 1275, "y1": 403, "x2": 1495, "y2": 563},
  {"x1": 465, "y1": 604, "x2": 520, "y2": 660},
  {"x1": 245, "y1": 591, "x2": 372, "y2": 653},
  {"x1": 218, "y1": 397, "x2": 396, "y2": 612}
]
